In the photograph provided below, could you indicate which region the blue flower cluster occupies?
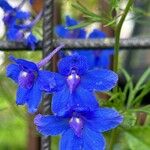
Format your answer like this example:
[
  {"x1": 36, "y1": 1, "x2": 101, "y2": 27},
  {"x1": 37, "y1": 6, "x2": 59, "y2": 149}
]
[
  {"x1": 6, "y1": 45, "x2": 123, "y2": 149},
  {"x1": 0, "y1": 0, "x2": 40, "y2": 50},
  {"x1": 55, "y1": 16, "x2": 113, "y2": 69}
]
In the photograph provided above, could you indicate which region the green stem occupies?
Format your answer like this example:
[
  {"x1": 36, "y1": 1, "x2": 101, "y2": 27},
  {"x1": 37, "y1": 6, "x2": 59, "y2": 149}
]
[
  {"x1": 109, "y1": 129, "x2": 116, "y2": 150},
  {"x1": 110, "y1": 0, "x2": 134, "y2": 150},
  {"x1": 113, "y1": 0, "x2": 134, "y2": 73}
]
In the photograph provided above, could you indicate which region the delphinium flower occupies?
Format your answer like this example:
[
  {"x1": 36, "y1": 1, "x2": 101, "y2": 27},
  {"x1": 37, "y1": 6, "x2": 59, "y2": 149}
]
[
  {"x1": 46, "y1": 54, "x2": 118, "y2": 115},
  {"x1": 55, "y1": 15, "x2": 86, "y2": 39},
  {"x1": 15, "y1": 10, "x2": 43, "y2": 50},
  {"x1": 34, "y1": 107, "x2": 123, "y2": 150},
  {"x1": 0, "y1": 0, "x2": 30, "y2": 27},
  {"x1": 55, "y1": 16, "x2": 113, "y2": 69},
  {"x1": 6, "y1": 44, "x2": 64, "y2": 113},
  {"x1": 79, "y1": 29, "x2": 113, "y2": 69},
  {"x1": 0, "y1": 0, "x2": 41, "y2": 50}
]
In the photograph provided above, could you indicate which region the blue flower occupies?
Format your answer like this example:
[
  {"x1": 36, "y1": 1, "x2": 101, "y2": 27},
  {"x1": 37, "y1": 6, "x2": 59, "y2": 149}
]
[
  {"x1": 6, "y1": 24, "x2": 38, "y2": 50},
  {"x1": 0, "y1": 0, "x2": 40, "y2": 50},
  {"x1": 55, "y1": 16, "x2": 113, "y2": 69},
  {"x1": 34, "y1": 107, "x2": 123, "y2": 150},
  {"x1": 6, "y1": 45, "x2": 64, "y2": 113},
  {"x1": 48, "y1": 54, "x2": 118, "y2": 115},
  {"x1": 6, "y1": 24, "x2": 27, "y2": 42},
  {"x1": 0, "y1": 0, "x2": 30, "y2": 26},
  {"x1": 55, "y1": 16, "x2": 86, "y2": 39},
  {"x1": 79, "y1": 29, "x2": 113, "y2": 69},
  {"x1": 0, "y1": 0, "x2": 13, "y2": 11}
]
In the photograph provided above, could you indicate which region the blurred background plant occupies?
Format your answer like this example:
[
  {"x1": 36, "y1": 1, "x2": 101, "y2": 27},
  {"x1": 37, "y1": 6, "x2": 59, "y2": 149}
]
[{"x1": 0, "y1": 0, "x2": 150, "y2": 150}]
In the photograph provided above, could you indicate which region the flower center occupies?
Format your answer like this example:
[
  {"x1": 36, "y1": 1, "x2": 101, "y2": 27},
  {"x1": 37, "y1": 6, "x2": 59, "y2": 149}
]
[
  {"x1": 18, "y1": 71, "x2": 35, "y2": 89},
  {"x1": 69, "y1": 116, "x2": 84, "y2": 137},
  {"x1": 67, "y1": 70, "x2": 80, "y2": 93}
]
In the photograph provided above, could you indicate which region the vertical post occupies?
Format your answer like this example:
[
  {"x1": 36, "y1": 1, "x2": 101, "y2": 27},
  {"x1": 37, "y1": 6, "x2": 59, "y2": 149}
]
[{"x1": 41, "y1": 0, "x2": 54, "y2": 150}]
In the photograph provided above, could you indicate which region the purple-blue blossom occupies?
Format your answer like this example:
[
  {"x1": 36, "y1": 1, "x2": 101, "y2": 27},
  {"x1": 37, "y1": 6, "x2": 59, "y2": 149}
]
[
  {"x1": 55, "y1": 16, "x2": 113, "y2": 69},
  {"x1": 55, "y1": 15, "x2": 86, "y2": 39},
  {"x1": 79, "y1": 29, "x2": 113, "y2": 69},
  {"x1": 1, "y1": 0, "x2": 30, "y2": 26},
  {"x1": 34, "y1": 107, "x2": 123, "y2": 150},
  {"x1": 6, "y1": 45, "x2": 64, "y2": 113},
  {"x1": 0, "y1": 0, "x2": 41, "y2": 50},
  {"x1": 46, "y1": 54, "x2": 118, "y2": 115}
]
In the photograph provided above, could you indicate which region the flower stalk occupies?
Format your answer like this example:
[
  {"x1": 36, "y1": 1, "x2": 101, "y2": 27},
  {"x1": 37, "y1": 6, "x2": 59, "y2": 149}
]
[
  {"x1": 110, "y1": 0, "x2": 134, "y2": 149},
  {"x1": 113, "y1": 0, "x2": 134, "y2": 73}
]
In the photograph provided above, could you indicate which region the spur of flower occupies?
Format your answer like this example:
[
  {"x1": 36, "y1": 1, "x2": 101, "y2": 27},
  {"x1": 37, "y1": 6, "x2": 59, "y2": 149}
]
[
  {"x1": 34, "y1": 107, "x2": 123, "y2": 150},
  {"x1": 6, "y1": 45, "x2": 64, "y2": 113},
  {"x1": 49, "y1": 54, "x2": 118, "y2": 115},
  {"x1": 55, "y1": 15, "x2": 113, "y2": 69}
]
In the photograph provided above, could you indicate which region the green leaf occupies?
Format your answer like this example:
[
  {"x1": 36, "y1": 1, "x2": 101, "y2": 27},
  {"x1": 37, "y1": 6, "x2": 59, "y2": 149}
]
[
  {"x1": 134, "y1": 68, "x2": 150, "y2": 94},
  {"x1": 121, "y1": 111, "x2": 136, "y2": 128},
  {"x1": 72, "y1": 1, "x2": 100, "y2": 18},
  {"x1": 67, "y1": 21, "x2": 93, "y2": 30},
  {"x1": 124, "y1": 127, "x2": 150, "y2": 150},
  {"x1": 133, "y1": 105, "x2": 150, "y2": 115},
  {"x1": 108, "y1": 92, "x2": 121, "y2": 102},
  {"x1": 71, "y1": 1, "x2": 115, "y2": 28},
  {"x1": 109, "y1": 0, "x2": 121, "y2": 12},
  {"x1": 132, "y1": 80, "x2": 150, "y2": 106},
  {"x1": 104, "y1": 19, "x2": 116, "y2": 27},
  {"x1": 120, "y1": 68, "x2": 134, "y2": 107}
]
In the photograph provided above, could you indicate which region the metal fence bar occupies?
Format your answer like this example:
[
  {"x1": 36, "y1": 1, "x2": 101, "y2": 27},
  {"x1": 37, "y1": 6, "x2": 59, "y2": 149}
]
[
  {"x1": 41, "y1": 0, "x2": 54, "y2": 150},
  {"x1": 0, "y1": 38, "x2": 150, "y2": 51}
]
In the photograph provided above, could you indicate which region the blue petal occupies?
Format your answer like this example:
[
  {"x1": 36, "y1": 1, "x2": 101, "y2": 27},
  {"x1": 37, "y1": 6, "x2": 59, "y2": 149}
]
[
  {"x1": 58, "y1": 54, "x2": 88, "y2": 75},
  {"x1": 9, "y1": 55, "x2": 38, "y2": 71},
  {"x1": 88, "y1": 29, "x2": 106, "y2": 39},
  {"x1": 6, "y1": 64, "x2": 20, "y2": 82},
  {"x1": 24, "y1": 33, "x2": 38, "y2": 50},
  {"x1": 0, "y1": 1, "x2": 13, "y2": 11},
  {"x1": 99, "y1": 50, "x2": 113, "y2": 69},
  {"x1": 72, "y1": 85, "x2": 99, "y2": 110},
  {"x1": 55, "y1": 16, "x2": 86, "y2": 39},
  {"x1": 55, "y1": 25, "x2": 69, "y2": 38},
  {"x1": 16, "y1": 11, "x2": 31, "y2": 20},
  {"x1": 27, "y1": 81, "x2": 42, "y2": 113},
  {"x1": 6, "y1": 26, "x2": 24, "y2": 41},
  {"x1": 83, "y1": 126, "x2": 106, "y2": 150},
  {"x1": 38, "y1": 71, "x2": 65, "y2": 92},
  {"x1": 77, "y1": 49, "x2": 113, "y2": 69},
  {"x1": 81, "y1": 69, "x2": 118, "y2": 91},
  {"x1": 75, "y1": 29, "x2": 86, "y2": 39},
  {"x1": 60, "y1": 128, "x2": 83, "y2": 150},
  {"x1": 16, "y1": 86, "x2": 29, "y2": 105},
  {"x1": 65, "y1": 16, "x2": 78, "y2": 27},
  {"x1": 52, "y1": 84, "x2": 99, "y2": 116},
  {"x1": 52, "y1": 85, "x2": 72, "y2": 116},
  {"x1": 34, "y1": 114, "x2": 69, "y2": 136},
  {"x1": 77, "y1": 51, "x2": 95, "y2": 69},
  {"x1": 86, "y1": 107, "x2": 123, "y2": 132}
]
